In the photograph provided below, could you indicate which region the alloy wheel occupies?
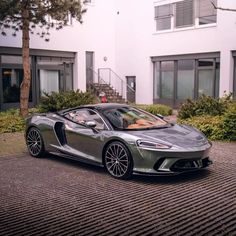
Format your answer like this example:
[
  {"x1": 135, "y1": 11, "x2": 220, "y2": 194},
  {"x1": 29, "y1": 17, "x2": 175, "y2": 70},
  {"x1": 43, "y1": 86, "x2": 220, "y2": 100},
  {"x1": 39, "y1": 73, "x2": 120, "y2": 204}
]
[
  {"x1": 104, "y1": 142, "x2": 132, "y2": 179},
  {"x1": 26, "y1": 128, "x2": 44, "y2": 157}
]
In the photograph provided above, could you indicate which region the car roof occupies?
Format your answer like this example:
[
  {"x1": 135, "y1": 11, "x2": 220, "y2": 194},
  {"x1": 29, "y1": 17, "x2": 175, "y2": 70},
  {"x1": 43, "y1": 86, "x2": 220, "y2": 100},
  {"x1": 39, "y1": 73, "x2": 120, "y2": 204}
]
[{"x1": 58, "y1": 103, "x2": 130, "y2": 115}]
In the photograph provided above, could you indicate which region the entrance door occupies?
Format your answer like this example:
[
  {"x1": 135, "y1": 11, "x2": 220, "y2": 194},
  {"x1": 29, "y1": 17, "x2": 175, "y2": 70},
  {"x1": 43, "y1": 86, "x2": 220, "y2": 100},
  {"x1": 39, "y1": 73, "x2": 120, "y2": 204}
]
[
  {"x1": 86, "y1": 52, "x2": 94, "y2": 88},
  {"x1": 126, "y1": 76, "x2": 136, "y2": 103}
]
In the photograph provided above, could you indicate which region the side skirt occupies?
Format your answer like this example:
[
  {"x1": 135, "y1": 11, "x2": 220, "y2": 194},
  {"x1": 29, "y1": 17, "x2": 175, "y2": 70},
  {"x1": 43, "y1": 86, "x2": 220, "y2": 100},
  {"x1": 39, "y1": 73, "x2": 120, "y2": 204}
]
[{"x1": 49, "y1": 151, "x2": 104, "y2": 168}]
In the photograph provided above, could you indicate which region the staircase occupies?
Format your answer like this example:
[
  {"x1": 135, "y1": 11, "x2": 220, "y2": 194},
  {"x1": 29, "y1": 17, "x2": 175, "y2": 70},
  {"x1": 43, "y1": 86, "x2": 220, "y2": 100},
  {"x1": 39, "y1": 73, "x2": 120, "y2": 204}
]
[
  {"x1": 87, "y1": 67, "x2": 135, "y2": 104},
  {"x1": 92, "y1": 83, "x2": 125, "y2": 103}
]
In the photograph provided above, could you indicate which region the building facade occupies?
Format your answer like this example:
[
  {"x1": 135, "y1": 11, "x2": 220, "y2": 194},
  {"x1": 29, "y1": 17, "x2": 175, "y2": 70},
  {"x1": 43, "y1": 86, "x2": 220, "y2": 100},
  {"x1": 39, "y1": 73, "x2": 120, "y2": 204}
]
[{"x1": 0, "y1": 0, "x2": 236, "y2": 110}]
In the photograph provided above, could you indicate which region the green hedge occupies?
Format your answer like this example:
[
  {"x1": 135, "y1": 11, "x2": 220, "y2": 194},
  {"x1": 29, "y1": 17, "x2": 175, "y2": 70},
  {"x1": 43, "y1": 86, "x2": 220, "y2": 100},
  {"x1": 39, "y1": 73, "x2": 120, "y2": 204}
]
[
  {"x1": 39, "y1": 90, "x2": 96, "y2": 112},
  {"x1": 0, "y1": 109, "x2": 25, "y2": 133},
  {"x1": 178, "y1": 94, "x2": 231, "y2": 119},
  {"x1": 178, "y1": 115, "x2": 224, "y2": 140},
  {"x1": 222, "y1": 103, "x2": 236, "y2": 141},
  {"x1": 178, "y1": 97, "x2": 236, "y2": 141},
  {"x1": 135, "y1": 104, "x2": 172, "y2": 116}
]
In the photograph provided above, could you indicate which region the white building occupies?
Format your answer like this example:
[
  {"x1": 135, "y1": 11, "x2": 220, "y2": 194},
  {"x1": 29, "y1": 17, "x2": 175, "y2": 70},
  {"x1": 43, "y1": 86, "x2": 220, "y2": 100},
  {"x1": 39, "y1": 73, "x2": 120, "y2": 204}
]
[{"x1": 0, "y1": 0, "x2": 236, "y2": 110}]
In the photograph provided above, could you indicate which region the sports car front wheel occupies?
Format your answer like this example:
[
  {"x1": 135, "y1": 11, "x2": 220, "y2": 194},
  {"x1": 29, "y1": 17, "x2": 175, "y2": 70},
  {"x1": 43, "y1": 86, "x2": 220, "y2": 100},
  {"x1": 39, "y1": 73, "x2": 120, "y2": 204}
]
[
  {"x1": 104, "y1": 141, "x2": 133, "y2": 179},
  {"x1": 26, "y1": 127, "x2": 45, "y2": 158}
]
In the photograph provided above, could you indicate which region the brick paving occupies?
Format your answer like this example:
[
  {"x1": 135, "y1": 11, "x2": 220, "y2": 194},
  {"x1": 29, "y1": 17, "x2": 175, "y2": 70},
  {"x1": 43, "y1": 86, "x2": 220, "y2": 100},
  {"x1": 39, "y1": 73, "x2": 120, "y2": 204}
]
[
  {"x1": 0, "y1": 132, "x2": 26, "y2": 157},
  {"x1": 0, "y1": 133, "x2": 236, "y2": 235}
]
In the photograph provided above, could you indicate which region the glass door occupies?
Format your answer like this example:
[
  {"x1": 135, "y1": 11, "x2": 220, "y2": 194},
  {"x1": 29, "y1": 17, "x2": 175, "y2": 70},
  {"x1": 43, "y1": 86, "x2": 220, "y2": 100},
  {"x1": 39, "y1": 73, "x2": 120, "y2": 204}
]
[
  {"x1": 0, "y1": 55, "x2": 33, "y2": 110},
  {"x1": 197, "y1": 59, "x2": 215, "y2": 97},
  {"x1": 86, "y1": 51, "x2": 94, "y2": 89},
  {"x1": 36, "y1": 56, "x2": 73, "y2": 102},
  {"x1": 39, "y1": 69, "x2": 60, "y2": 95},
  {"x1": 155, "y1": 61, "x2": 175, "y2": 107}
]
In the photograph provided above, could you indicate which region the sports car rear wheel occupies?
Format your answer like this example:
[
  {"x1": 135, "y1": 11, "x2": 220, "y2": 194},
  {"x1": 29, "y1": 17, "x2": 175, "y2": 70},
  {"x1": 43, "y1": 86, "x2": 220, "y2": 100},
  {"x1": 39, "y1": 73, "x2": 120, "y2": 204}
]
[
  {"x1": 104, "y1": 141, "x2": 133, "y2": 179},
  {"x1": 26, "y1": 127, "x2": 45, "y2": 158}
]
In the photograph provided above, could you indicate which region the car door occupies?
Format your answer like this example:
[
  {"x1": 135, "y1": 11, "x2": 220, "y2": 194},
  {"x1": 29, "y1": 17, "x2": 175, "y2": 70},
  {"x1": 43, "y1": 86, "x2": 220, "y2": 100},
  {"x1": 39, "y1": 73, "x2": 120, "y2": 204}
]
[{"x1": 64, "y1": 108, "x2": 108, "y2": 164}]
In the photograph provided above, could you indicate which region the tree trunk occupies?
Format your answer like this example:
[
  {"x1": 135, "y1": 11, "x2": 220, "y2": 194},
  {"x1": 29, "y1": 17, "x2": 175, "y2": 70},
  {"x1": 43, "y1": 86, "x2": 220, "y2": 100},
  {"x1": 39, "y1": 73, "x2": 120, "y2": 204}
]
[{"x1": 20, "y1": 6, "x2": 30, "y2": 117}]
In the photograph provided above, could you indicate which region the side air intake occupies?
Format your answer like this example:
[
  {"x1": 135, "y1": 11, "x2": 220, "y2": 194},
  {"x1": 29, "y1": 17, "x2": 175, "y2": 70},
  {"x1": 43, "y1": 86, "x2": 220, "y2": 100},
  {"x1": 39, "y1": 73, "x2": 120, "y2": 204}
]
[{"x1": 54, "y1": 122, "x2": 67, "y2": 146}]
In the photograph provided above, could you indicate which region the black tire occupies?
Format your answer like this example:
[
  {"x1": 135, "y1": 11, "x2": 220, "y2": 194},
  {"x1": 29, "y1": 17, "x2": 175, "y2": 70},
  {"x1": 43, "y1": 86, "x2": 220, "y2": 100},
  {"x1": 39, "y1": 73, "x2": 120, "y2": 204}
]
[
  {"x1": 104, "y1": 141, "x2": 133, "y2": 179},
  {"x1": 26, "y1": 127, "x2": 45, "y2": 158}
]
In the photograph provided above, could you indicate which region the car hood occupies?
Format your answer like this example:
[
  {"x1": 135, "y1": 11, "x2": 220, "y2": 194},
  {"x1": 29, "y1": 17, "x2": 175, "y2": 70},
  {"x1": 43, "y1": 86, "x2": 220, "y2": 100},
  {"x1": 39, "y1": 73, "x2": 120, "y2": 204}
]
[{"x1": 128, "y1": 124, "x2": 208, "y2": 148}]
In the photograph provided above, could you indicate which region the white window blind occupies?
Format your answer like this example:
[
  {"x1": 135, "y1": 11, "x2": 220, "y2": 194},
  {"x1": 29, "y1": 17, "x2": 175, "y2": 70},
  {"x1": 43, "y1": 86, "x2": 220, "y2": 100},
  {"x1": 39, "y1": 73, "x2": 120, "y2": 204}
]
[
  {"x1": 198, "y1": 0, "x2": 217, "y2": 24},
  {"x1": 155, "y1": 4, "x2": 173, "y2": 31},
  {"x1": 175, "y1": 0, "x2": 194, "y2": 28}
]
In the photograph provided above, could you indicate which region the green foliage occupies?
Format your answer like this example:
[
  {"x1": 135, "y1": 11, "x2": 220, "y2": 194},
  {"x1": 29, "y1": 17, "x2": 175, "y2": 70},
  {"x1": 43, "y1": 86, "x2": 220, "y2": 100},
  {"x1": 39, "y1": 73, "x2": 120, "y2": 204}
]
[
  {"x1": 135, "y1": 104, "x2": 172, "y2": 116},
  {"x1": 178, "y1": 116, "x2": 224, "y2": 140},
  {"x1": 178, "y1": 95, "x2": 236, "y2": 141},
  {"x1": 39, "y1": 90, "x2": 96, "y2": 112},
  {"x1": 178, "y1": 94, "x2": 231, "y2": 119},
  {"x1": 0, "y1": 109, "x2": 25, "y2": 133},
  {"x1": 222, "y1": 103, "x2": 236, "y2": 141}
]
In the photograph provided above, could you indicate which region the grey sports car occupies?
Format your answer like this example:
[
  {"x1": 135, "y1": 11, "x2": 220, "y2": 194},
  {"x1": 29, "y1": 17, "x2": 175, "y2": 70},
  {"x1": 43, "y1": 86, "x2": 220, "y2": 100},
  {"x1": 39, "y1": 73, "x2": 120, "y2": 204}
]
[{"x1": 25, "y1": 103, "x2": 212, "y2": 179}]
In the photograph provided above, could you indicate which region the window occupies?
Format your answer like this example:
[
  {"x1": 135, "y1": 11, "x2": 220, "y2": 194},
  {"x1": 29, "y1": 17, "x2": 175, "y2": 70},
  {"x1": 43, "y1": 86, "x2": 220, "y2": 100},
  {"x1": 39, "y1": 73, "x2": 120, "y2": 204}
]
[
  {"x1": 0, "y1": 49, "x2": 75, "y2": 111},
  {"x1": 84, "y1": 0, "x2": 95, "y2": 5},
  {"x1": 154, "y1": 61, "x2": 175, "y2": 99},
  {"x1": 161, "y1": 61, "x2": 174, "y2": 99},
  {"x1": 37, "y1": 56, "x2": 73, "y2": 96},
  {"x1": 198, "y1": 0, "x2": 217, "y2": 25},
  {"x1": 198, "y1": 59, "x2": 214, "y2": 97},
  {"x1": 1, "y1": 55, "x2": 32, "y2": 104},
  {"x1": 154, "y1": 4, "x2": 173, "y2": 31},
  {"x1": 66, "y1": 109, "x2": 106, "y2": 130},
  {"x1": 177, "y1": 60, "x2": 195, "y2": 99},
  {"x1": 39, "y1": 70, "x2": 60, "y2": 95},
  {"x1": 152, "y1": 54, "x2": 220, "y2": 107},
  {"x1": 103, "y1": 107, "x2": 167, "y2": 130},
  {"x1": 2, "y1": 68, "x2": 32, "y2": 103},
  {"x1": 175, "y1": 0, "x2": 194, "y2": 28},
  {"x1": 154, "y1": 0, "x2": 217, "y2": 32}
]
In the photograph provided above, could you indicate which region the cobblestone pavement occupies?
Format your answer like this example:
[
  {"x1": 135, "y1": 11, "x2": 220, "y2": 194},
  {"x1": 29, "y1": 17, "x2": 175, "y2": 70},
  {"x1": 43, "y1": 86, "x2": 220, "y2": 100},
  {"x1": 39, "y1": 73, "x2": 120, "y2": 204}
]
[
  {"x1": 0, "y1": 133, "x2": 236, "y2": 235},
  {"x1": 0, "y1": 132, "x2": 26, "y2": 157}
]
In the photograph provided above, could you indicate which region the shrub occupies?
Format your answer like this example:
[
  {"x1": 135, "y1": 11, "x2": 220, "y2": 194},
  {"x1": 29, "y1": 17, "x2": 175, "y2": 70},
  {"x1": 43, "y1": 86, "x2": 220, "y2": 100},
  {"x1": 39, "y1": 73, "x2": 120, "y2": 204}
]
[
  {"x1": 177, "y1": 98, "x2": 196, "y2": 119},
  {"x1": 222, "y1": 102, "x2": 236, "y2": 141},
  {"x1": 135, "y1": 104, "x2": 172, "y2": 116},
  {"x1": 39, "y1": 90, "x2": 96, "y2": 112},
  {"x1": 0, "y1": 109, "x2": 25, "y2": 133},
  {"x1": 178, "y1": 115, "x2": 224, "y2": 140},
  {"x1": 178, "y1": 94, "x2": 230, "y2": 119}
]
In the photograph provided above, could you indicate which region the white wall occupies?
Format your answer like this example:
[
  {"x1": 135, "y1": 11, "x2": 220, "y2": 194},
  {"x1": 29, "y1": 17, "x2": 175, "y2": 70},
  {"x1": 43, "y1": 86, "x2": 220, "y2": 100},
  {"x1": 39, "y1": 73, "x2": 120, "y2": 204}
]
[
  {"x1": 0, "y1": 0, "x2": 117, "y2": 92},
  {"x1": 1, "y1": 0, "x2": 236, "y2": 103},
  {"x1": 115, "y1": 0, "x2": 236, "y2": 104}
]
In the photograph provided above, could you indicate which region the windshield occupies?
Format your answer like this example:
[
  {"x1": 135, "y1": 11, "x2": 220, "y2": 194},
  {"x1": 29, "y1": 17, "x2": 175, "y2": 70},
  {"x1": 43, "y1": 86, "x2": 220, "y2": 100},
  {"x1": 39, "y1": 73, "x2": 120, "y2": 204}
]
[{"x1": 103, "y1": 107, "x2": 168, "y2": 130}]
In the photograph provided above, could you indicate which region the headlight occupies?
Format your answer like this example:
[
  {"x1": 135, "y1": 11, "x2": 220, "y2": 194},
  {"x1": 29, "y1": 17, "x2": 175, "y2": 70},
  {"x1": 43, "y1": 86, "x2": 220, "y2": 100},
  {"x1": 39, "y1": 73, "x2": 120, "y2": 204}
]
[{"x1": 136, "y1": 140, "x2": 172, "y2": 150}]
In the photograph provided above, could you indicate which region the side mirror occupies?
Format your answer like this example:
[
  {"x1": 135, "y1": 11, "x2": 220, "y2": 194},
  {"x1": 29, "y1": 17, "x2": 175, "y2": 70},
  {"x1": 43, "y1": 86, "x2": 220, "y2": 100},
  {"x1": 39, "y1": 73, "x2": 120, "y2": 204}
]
[{"x1": 85, "y1": 120, "x2": 97, "y2": 128}]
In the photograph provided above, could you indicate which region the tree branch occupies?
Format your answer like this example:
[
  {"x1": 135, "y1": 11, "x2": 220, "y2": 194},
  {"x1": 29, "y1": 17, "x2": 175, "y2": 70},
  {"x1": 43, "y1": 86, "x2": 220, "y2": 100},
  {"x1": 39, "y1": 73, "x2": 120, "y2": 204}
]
[{"x1": 212, "y1": 1, "x2": 236, "y2": 12}]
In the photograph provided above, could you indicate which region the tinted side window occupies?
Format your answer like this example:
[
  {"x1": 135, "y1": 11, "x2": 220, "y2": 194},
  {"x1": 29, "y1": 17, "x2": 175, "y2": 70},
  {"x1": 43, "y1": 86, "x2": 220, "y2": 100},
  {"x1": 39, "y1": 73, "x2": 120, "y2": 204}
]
[{"x1": 65, "y1": 109, "x2": 106, "y2": 130}]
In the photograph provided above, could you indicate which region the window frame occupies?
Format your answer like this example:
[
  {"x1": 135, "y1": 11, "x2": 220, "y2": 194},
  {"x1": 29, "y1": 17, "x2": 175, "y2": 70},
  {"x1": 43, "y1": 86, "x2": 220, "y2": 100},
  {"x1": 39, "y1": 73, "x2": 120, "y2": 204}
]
[
  {"x1": 154, "y1": 0, "x2": 217, "y2": 33},
  {"x1": 196, "y1": 0, "x2": 217, "y2": 26},
  {"x1": 0, "y1": 47, "x2": 75, "y2": 111},
  {"x1": 0, "y1": 55, "x2": 34, "y2": 110},
  {"x1": 154, "y1": 4, "x2": 173, "y2": 31},
  {"x1": 152, "y1": 52, "x2": 220, "y2": 107},
  {"x1": 174, "y1": 0, "x2": 194, "y2": 29}
]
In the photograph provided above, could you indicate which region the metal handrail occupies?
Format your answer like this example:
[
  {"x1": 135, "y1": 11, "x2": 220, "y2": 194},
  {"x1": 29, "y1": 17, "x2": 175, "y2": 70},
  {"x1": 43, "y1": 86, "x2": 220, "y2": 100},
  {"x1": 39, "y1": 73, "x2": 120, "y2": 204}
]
[{"x1": 98, "y1": 68, "x2": 135, "y2": 94}]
